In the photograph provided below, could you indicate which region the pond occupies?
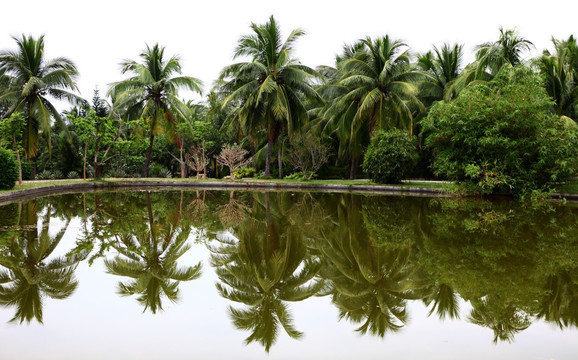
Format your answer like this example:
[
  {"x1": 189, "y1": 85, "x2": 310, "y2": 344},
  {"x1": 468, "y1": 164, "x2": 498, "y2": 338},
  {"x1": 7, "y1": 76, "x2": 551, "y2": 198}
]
[{"x1": 0, "y1": 189, "x2": 577, "y2": 359}]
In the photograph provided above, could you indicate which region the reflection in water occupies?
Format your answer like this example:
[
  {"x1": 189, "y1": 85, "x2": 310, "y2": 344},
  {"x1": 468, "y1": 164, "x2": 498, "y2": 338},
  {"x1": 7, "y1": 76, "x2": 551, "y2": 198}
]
[
  {"x1": 0, "y1": 201, "x2": 86, "y2": 323},
  {"x1": 103, "y1": 192, "x2": 202, "y2": 313},
  {"x1": 209, "y1": 192, "x2": 324, "y2": 352},
  {"x1": 0, "y1": 190, "x2": 577, "y2": 353}
]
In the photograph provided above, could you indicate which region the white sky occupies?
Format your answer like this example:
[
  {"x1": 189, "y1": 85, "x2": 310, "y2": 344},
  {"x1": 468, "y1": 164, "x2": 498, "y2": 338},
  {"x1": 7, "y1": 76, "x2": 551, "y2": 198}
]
[{"x1": 1, "y1": 0, "x2": 577, "y2": 108}]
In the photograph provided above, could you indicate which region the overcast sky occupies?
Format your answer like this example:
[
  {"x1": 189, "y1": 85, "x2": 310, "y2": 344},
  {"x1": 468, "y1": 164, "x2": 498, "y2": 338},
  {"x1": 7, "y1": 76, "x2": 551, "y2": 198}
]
[{"x1": 1, "y1": 0, "x2": 577, "y2": 107}]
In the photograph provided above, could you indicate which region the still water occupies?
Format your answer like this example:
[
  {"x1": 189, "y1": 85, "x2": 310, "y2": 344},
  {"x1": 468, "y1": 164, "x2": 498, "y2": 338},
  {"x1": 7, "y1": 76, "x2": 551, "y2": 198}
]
[{"x1": 0, "y1": 189, "x2": 577, "y2": 359}]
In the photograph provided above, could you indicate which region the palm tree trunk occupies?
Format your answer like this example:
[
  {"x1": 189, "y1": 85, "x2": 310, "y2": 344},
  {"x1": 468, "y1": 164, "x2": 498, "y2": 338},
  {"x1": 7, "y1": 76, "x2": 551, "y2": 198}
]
[
  {"x1": 349, "y1": 157, "x2": 357, "y2": 180},
  {"x1": 277, "y1": 148, "x2": 283, "y2": 179},
  {"x1": 265, "y1": 139, "x2": 272, "y2": 177},
  {"x1": 13, "y1": 135, "x2": 22, "y2": 185},
  {"x1": 142, "y1": 133, "x2": 155, "y2": 177}
]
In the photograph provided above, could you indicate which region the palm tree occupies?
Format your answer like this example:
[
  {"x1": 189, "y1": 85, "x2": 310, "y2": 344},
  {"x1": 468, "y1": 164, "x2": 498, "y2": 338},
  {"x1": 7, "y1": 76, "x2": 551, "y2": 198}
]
[
  {"x1": 321, "y1": 36, "x2": 426, "y2": 178},
  {"x1": 108, "y1": 44, "x2": 203, "y2": 177},
  {"x1": 218, "y1": 15, "x2": 320, "y2": 178},
  {"x1": 417, "y1": 43, "x2": 464, "y2": 103},
  {"x1": 534, "y1": 36, "x2": 578, "y2": 122},
  {"x1": 0, "y1": 34, "x2": 85, "y2": 175},
  {"x1": 475, "y1": 27, "x2": 534, "y2": 77},
  {"x1": 0, "y1": 201, "x2": 86, "y2": 323},
  {"x1": 104, "y1": 192, "x2": 202, "y2": 313}
]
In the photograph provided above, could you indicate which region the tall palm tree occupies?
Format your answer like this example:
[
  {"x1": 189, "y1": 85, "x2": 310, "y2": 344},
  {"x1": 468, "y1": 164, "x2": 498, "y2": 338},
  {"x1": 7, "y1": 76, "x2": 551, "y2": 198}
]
[
  {"x1": 0, "y1": 34, "x2": 85, "y2": 172},
  {"x1": 108, "y1": 44, "x2": 203, "y2": 177},
  {"x1": 218, "y1": 15, "x2": 320, "y2": 178},
  {"x1": 322, "y1": 36, "x2": 426, "y2": 178}
]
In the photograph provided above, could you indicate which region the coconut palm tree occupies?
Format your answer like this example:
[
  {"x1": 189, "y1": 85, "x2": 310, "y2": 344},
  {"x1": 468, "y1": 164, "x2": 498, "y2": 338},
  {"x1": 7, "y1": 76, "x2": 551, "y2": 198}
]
[
  {"x1": 108, "y1": 44, "x2": 203, "y2": 177},
  {"x1": 534, "y1": 36, "x2": 578, "y2": 122},
  {"x1": 417, "y1": 43, "x2": 464, "y2": 104},
  {"x1": 0, "y1": 34, "x2": 85, "y2": 174},
  {"x1": 218, "y1": 15, "x2": 320, "y2": 178},
  {"x1": 475, "y1": 27, "x2": 534, "y2": 77},
  {"x1": 321, "y1": 36, "x2": 426, "y2": 178}
]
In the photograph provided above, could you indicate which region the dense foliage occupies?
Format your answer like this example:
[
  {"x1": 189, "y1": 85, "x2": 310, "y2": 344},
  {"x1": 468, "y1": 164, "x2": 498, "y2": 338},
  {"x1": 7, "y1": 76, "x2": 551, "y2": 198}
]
[
  {"x1": 0, "y1": 148, "x2": 18, "y2": 190},
  {"x1": 0, "y1": 23, "x2": 576, "y2": 194},
  {"x1": 362, "y1": 129, "x2": 418, "y2": 184},
  {"x1": 423, "y1": 66, "x2": 578, "y2": 194}
]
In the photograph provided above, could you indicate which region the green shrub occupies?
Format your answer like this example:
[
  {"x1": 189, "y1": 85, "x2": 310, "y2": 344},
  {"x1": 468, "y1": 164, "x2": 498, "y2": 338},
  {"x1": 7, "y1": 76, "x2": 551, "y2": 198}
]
[
  {"x1": 0, "y1": 148, "x2": 18, "y2": 190},
  {"x1": 37, "y1": 170, "x2": 54, "y2": 180},
  {"x1": 362, "y1": 129, "x2": 418, "y2": 184},
  {"x1": 67, "y1": 171, "x2": 80, "y2": 179},
  {"x1": 422, "y1": 65, "x2": 578, "y2": 195},
  {"x1": 233, "y1": 166, "x2": 255, "y2": 179}
]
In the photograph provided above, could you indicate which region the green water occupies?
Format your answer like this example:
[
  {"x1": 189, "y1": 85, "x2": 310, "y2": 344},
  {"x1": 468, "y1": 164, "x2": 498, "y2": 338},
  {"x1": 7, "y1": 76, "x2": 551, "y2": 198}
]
[{"x1": 0, "y1": 190, "x2": 577, "y2": 359}]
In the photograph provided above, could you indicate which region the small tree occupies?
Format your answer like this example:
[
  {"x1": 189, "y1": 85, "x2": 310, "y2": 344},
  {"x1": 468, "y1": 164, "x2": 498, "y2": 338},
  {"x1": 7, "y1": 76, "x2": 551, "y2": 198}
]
[
  {"x1": 287, "y1": 137, "x2": 331, "y2": 180},
  {"x1": 216, "y1": 143, "x2": 252, "y2": 179},
  {"x1": 69, "y1": 110, "x2": 121, "y2": 179},
  {"x1": 187, "y1": 145, "x2": 210, "y2": 179},
  {"x1": 0, "y1": 147, "x2": 18, "y2": 190},
  {"x1": 362, "y1": 129, "x2": 418, "y2": 184},
  {"x1": 0, "y1": 112, "x2": 25, "y2": 185}
]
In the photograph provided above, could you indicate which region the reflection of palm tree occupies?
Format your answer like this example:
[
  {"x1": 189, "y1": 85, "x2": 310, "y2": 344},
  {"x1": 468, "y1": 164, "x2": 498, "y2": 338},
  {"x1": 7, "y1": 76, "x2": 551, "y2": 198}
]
[
  {"x1": 0, "y1": 201, "x2": 84, "y2": 323},
  {"x1": 468, "y1": 297, "x2": 531, "y2": 343},
  {"x1": 210, "y1": 192, "x2": 323, "y2": 352},
  {"x1": 104, "y1": 192, "x2": 201, "y2": 313},
  {"x1": 316, "y1": 197, "x2": 421, "y2": 337},
  {"x1": 539, "y1": 269, "x2": 578, "y2": 329},
  {"x1": 422, "y1": 283, "x2": 460, "y2": 320}
]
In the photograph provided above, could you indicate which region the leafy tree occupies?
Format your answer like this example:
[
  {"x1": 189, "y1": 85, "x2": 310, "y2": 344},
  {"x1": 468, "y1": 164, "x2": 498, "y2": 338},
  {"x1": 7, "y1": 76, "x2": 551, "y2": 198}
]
[
  {"x1": 108, "y1": 44, "x2": 202, "y2": 177},
  {"x1": 0, "y1": 112, "x2": 25, "y2": 184},
  {"x1": 423, "y1": 65, "x2": 578, "y2": 195},
  {"x1": 218, "y1": 15, "x2": 319, "y2": 178},
  {"x1": 0, "y1": 147, "x2": 18, "y2": 190},
  {"x1": 0, "y1": 35, "x2": 85, "y2": 174},
  {"x1": 69, "y1": 110, "x2": 120, "y2": 179}
]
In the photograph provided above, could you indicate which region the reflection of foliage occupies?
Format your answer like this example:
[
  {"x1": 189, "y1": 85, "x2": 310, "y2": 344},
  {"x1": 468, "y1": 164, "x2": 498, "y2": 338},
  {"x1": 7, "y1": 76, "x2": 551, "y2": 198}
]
[
  {"x1": 104, "y1": 192, "x2": 201, "y2": 313},
  {"x1": 0, "y1": 201, "x2": 86, "y2": 323},
  {"x1": 210, "y1": 192, "x2": 324, "y2": 352},
  {"x1": 468, "y1": 297, "x2": 531, "y2": 343},
  {"x1": 539, "y1": 269, "x2": 578, "y2": 329},
  {"x1": 216, "y1": 191, "x2": 250, "y2": 228},
  {"x1": 315, "y1": 196, "x2": 423, "y2": 337}
]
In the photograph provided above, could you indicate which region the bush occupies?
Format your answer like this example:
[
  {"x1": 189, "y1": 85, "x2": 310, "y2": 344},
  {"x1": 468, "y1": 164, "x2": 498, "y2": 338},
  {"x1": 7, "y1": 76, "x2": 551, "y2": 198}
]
[
  {"x1": 67, "y1": 171, "x2": 80, "y2": 179},
  {"x1": 0, "y1": 148, "x2": 18, "y2": 190},
  {"x1": 232, "y1": 166, "x2": 255, "y2": 179},
  {"x1": 422, "y1": 65, "x2": 578, "y2": 195},
  {"x1": 362, "y1": 129, "x2": 418, "y2": 184}
]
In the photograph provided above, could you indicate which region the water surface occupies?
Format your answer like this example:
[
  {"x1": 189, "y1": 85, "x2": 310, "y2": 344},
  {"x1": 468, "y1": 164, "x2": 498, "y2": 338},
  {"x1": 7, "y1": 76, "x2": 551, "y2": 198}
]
[{"x1": 0, "y1": 190, "x2": 577, "y2": 359}]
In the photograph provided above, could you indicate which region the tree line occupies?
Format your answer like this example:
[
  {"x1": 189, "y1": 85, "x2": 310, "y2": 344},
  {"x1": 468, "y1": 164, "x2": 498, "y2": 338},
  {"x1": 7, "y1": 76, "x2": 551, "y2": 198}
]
[{"x1": 0, "y1": 16, "x2": 577, "y2": 194}]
